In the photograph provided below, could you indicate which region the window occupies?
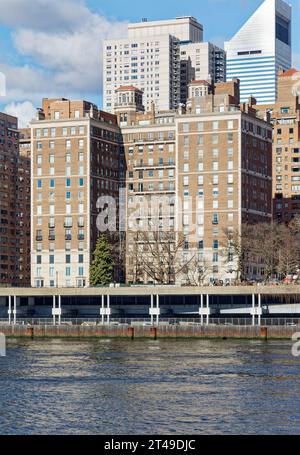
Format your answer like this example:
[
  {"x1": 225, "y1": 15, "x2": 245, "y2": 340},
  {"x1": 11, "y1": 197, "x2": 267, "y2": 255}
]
[
  {"x1": 50, "y1": 179, "x2": 55, "y2": 188},
  {"x1": 212, "y1": 134, "x2": 218, "y2": 144},
  {"x1": 227, "y1": 120, "x2": 234, "y2": 130},
  {"x1": 213, "y1": 253, "x2": 219, "y2": 263},
  {"x1": 212, "y1": 213, "x2": 219, "y2": 225}
]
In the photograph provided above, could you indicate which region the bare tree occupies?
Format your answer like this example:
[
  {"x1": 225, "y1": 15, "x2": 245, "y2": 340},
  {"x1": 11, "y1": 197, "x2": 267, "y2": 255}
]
[
  {"x1": 182, "y1": 255, "x2": 211, "y2": 286},
  {"x1": 130, "y1": 230, "x2": 195, "y2": 284},
  {"x1": 221, "y1": 225, "x2": 253, "y2": 283},
  {"x1": 248, "y1": 222, "x2": 287, "y2": 283}
]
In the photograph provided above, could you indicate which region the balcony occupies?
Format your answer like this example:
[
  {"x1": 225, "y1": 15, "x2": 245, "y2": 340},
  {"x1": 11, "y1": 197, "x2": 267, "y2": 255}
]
[
  {"x1": 78, "y1": 234, "x2": 85, "y2": 241},
  {"x1": 64, "y1": 223, "x2": 73, "y2": 228},
  {"x1": 48, "y1": 235, "x2": 55, "y2": 241},
  {"x1": 65, "y1": 234, "x2": 72, "y2": 241},
  {"x1": 36, "y1": 235, "x2": 43, "y2": 241}
]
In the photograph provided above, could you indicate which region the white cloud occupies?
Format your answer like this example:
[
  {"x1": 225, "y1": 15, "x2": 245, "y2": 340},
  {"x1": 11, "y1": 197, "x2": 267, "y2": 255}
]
[
  {"x1": 4, "y1": 101, "x2": 36, "y2": 128},
  {"x1": 0, "y1": 0, "x2": 128, "y2": 109},
  {"x1": 0, "y1": 0, "x2": 93, "y2": 32}
]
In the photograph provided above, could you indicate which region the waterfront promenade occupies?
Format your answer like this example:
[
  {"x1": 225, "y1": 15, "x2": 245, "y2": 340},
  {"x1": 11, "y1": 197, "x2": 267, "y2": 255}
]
[
  {"x1": 1, "y1": 284, "x2": 300, "y2": 297},
  {"x1": 1, "y1": 286, "x2": 300, "y2": 337}
]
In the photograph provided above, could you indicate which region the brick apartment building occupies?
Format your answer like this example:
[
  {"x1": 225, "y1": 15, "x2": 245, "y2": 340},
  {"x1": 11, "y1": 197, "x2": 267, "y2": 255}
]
[
  {"x1": 117, "y1": 80, "x2": 273, "y2": 284},
  {"x1": 257, "y1": 68, "x2": 300, "y2": 222},
  {"x1": 0, "y1": 113, "x2": 31, "y2": 286},
  {"x1": 30, "y1": 99, "x2": 123, "y2": 288}
]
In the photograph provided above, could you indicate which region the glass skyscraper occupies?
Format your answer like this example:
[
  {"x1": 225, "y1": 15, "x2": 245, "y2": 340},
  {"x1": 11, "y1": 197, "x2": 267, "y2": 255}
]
[{"x1": 225, "y1": 0, "x2": 292, "y2": 104}]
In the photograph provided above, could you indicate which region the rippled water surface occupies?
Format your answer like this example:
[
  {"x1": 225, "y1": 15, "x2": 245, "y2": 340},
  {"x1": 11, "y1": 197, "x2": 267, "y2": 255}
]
[{"x1": 0, "y1": 338, "x2": 300, "y2": 435}]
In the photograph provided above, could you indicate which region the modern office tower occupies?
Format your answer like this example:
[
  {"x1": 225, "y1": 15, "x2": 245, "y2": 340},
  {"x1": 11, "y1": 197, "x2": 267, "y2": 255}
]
[
  {"x1": 0, "y1": 113, "x2": 31, "y2": 286},
  {"x1": 30, "y1": 98, "x2": 122, "y2": 288},
  {"x1": 103, "y1": 16, "x2": 227, "y2": 114},
  {"x1": 225, "y1": 0, "x2": 292, "y2": 104},
  {"x1": 117, "y1": 80, "x2": 272, "y2": 284},
  {"x1": 257, "y1": 68, "x2": 300, "y2": 222},
  {"x1": 180, "y1": 42, "x2": 226, "y2": 104}
]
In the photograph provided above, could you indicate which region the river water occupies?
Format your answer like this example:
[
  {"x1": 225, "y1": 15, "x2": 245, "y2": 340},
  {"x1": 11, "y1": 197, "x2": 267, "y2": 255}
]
[{"x1": 0, "y1": 338, "x2": 300, "y2": 435}]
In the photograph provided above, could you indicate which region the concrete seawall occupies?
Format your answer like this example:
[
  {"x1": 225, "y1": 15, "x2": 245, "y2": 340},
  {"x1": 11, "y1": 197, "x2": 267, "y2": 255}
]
[{"x1": 0, "y1": 324, "x2": 297, "y2": 339}]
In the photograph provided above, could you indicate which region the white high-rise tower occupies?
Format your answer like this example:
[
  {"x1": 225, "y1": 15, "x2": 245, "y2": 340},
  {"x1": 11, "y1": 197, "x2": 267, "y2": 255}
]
[{"x1": 225, "y1": 0, "x2": 292, "y2": 104}]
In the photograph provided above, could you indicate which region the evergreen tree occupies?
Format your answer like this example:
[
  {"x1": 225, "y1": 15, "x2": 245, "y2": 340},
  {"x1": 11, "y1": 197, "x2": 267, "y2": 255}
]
[{"x1": 90, "y1": 235, "x2": 114, "y2": 286}]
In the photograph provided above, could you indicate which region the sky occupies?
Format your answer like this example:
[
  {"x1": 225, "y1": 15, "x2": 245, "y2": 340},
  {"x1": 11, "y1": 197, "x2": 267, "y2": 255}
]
[{"x1": 0, "y1": 0, "x2": 299, "y2": 127}]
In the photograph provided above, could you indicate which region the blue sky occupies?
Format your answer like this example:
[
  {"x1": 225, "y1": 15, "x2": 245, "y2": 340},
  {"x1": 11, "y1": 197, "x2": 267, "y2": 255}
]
[{"x1": 0, "y1": 0, "x2": 299, "y2": 126}]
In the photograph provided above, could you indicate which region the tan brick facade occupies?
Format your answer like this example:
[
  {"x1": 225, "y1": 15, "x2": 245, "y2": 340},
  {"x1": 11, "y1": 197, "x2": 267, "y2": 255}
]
[
  {"x1": 31, "y1": 99, "x2": 122, "y2": 287},
  {"x1": 257, "y1": 69, "x2": 300, "y2": 223},
  {"x1": 117, "y1": 81, "x2": 272, "y2": 284}
]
